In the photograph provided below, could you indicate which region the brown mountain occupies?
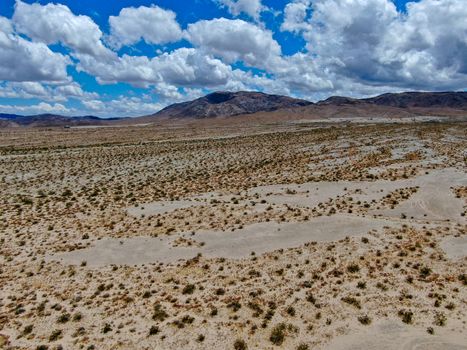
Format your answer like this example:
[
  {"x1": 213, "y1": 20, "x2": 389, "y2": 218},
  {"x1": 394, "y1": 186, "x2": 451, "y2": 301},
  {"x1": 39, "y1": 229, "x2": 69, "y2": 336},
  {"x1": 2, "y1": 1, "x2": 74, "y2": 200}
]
[
  {"x1": 150, "y1": 91, "x2": 313, "y2": 119},
  {"x1": 0, "y1": 113, "x2": 122, "y2": 128},
  {"x1": 1, "y1": 91, "x2": 466, "y2": 128},
  {"x1": 319, "y1": 91, "x2": 467, "y2": 109}
]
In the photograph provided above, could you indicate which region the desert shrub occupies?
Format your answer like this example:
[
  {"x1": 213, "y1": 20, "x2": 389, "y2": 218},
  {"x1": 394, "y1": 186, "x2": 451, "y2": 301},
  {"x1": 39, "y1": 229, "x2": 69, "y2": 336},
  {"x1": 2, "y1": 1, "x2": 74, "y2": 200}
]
[
  {"x1": 434, "y1": 312, "x2": 447, "y2": 326},
  {"x1": 398, "y1": 310, "x2": 413, "y2": 324},
  {"x1": 49, "y1": 330, "x2": 62, "y2": 341},
  {"x1": 182, "y1": 284, "x2": 196, "y2": 295},
  {"x1": 148, "y1": 325, "x2": 159, "y2": 335},
  {"x1": 227, "y1": 301, "x2": 242, "y2": 312},
  {"x1": 152, "y1": 303, "x2": 169, "y2": 321},
  {"x1": 445, "y1": 302, "x2": 455, "y2": 310},
  {"x1": 357, "y1": 281, "x2": 366, "y2": 289},
  {"x1": 420, "y1": 266, "x2": 432, "y2": 278},
  {"x1": 233, "y1": 339, "x2": 247, "y2": 350},
  {"x1": 286, "y1": 306, "x2": 296, "y2": 316},
  {"x1": 23, "y1": 324, "x2": 33, "y2": 335},
  {"x1": 342, "y1": 296, "x2": 361, "y2": 309},
  {"x1": 458, "y1": 274, "x2": 466, "y2": 285},
  {"x1": 347, "y1": 263, "x2": 360, "y2": 273},
  {"x1": 57, "y1": 313, "x2": 70, "y2": 323},
  {"x1": 270, "y1": 323, "x2": 287, "y2": 345},
  {"x1": 101, "y1": 323, "x2": 112, "y2": 334},
  {"x1": 358, "y1": 315, "x2": 371, "y2": 325}
]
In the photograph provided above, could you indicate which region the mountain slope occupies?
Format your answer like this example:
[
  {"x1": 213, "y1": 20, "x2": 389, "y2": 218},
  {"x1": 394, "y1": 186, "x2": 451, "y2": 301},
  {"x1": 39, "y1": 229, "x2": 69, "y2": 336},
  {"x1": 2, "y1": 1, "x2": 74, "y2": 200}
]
[
  {"x1": 319, "y1": 91, "x2": 467, "y2": 109},
  {"x1": 151, "y1": 91, "x2": 313, "y2": 119},
  {"x1": 0, "y1": 113, "x2": 121, "y2": 128}
]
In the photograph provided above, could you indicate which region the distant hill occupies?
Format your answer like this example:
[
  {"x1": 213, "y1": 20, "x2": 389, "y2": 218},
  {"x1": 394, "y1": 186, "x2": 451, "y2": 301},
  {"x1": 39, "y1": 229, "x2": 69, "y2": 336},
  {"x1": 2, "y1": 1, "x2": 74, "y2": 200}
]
[
  {"x1": 319, "y1": 91, "x2": 467, "y2": 109},
  {"x1": 1, "y1": 91, "x2": 465, "y2": 128},
  {"x1": 149, "y1": 91, "x2": 313, "y2": 119},
  {"x1": 0, "y1": 113, "x2": 121, "y2": 128}
]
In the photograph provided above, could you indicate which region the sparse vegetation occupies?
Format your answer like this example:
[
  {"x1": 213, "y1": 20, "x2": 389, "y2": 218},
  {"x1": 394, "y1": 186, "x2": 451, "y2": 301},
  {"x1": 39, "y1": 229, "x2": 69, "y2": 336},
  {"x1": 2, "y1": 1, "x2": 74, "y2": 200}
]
[{"x1": 1, "y1": 122, "x2": 465, "y2": 349}]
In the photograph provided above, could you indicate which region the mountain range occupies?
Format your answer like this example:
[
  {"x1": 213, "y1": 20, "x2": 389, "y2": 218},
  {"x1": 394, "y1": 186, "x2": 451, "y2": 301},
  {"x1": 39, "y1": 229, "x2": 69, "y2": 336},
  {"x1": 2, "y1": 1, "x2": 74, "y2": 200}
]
[{"x1": 1, "y1": 91, "x2": 466, "y2": 127}]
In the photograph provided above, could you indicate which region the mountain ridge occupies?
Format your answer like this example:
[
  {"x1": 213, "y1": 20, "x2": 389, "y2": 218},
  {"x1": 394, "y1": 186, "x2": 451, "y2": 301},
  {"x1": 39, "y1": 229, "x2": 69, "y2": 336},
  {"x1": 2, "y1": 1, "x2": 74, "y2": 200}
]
[
  {"x1": 1, "y1": 91, "x2": 466, "y2": 127},
  {"x1": 319, "y1": 91, "x2": 467, "y2": 108},
  {"x1": 152, "y1": 91, "x2": 313, "y2": 119}
]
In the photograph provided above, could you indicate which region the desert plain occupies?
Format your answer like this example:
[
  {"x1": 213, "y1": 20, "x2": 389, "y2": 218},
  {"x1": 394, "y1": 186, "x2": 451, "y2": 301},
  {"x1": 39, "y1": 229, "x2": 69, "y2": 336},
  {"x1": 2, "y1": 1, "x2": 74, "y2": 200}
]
[{"x1": 0, "y1": 118, "x2": 466, "y2": 349}]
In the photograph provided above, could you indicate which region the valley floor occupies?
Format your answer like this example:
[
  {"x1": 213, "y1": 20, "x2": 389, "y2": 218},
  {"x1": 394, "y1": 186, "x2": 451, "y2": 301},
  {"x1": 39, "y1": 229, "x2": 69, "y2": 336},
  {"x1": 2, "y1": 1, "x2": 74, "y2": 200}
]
[{"x1": 0, "y1": 120, "x2": 466, "y2": 349}]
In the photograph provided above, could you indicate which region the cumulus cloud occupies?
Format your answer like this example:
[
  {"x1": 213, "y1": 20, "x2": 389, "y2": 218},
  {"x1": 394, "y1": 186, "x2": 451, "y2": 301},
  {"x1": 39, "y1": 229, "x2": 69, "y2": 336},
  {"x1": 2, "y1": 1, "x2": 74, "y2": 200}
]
[
  {"x1": 281, "y1": 0, "x2": 312, "y2": 33},
  {"x1": 0, "y1": 16, "x2": 70, "y2": 82},
  {"x1": 186, "y1": 18, "x2": 283, "y2": 70},
  {"x1": 0, "y1": 81, "x2": 98, "y2": 102},
  {"x1": 281, "y1": 0, "x2": 467, "y2": 91},
  {"x1": 76, "y1": 48, "x2": 236, "y2": 87},
  {"x1": 0, "y1": 102, "x2": 72, "y2": 115},
  {"x1": 108, "y1": 5, "x2": 183, "y2": 49},
  {"x1": 81, "y1": 99, "x2": 106, "y2": 111},
  {"x1": 81, "y1": 96, "x2": 164, "y2": 117},
  {"x1": 54, "y1": 82, "x2": 98, "y2": 100},
  {"x1": 153, "y1": 84, "x2": 205, "y2": 104},
  {"x1": 13, "y1": 0, "x2": 114, "y2": 60},
  {"x1": 218, "y1": 0, "x2": 265, "y2": 20}
]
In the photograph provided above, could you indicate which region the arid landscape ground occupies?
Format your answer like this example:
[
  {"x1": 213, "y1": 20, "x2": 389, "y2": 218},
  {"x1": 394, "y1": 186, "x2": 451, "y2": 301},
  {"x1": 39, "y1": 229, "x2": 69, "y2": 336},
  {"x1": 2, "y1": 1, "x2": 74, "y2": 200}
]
[{"x1": 0, "y1": 118, "x2": 466, "y2": 349}]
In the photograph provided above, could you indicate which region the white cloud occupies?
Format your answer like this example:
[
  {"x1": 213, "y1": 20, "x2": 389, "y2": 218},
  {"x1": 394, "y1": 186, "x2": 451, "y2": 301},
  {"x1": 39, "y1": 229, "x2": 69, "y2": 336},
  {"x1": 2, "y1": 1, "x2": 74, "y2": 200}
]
[
  {"x1": 80, "y1": 96, "x2": 164, "y2": 117},
  {"x1": 218, "y1": 0, "x2": 264, "y2": 20},
  {"x1": 13, "y1": 0, "x2": 114, "y2": 60},
  {"x1": 186, "y1": 18, "x2": 282, "y2": 70},
  {"x1": 108, "y1": 5, "x2": 183, "y2": 49},
  {"x1": 76, "y1": 48, "x2": 235, "y2": 88},
  {"x1": 281, "y1": 0, "x2": 467, "y2": 92},
  {"x1": 0, "y1": 102, "x2": 72, "y2": 115},
  {"x1": 0, "y1": 16, "x2": 70, "y2": 83},
  {"x1": 0, "y1": 16, "x2": 13, "y2": 34},
  {"x1": 0, "y1": 81, "x2": 98, "y2": 102},
  {"x1": 377, "y1": 0, "x2": 467, "y2": 88},
  {"x1": 281, "y1": 0, "x2": 312, "y2": 33},
  {"x1": 54, "y1": 82, "x2": 95, "y2": 99},
  {"x1": 153, "y1": 84, "x2": 205, "y2": 104},
  {"x1": 81, "y1": 99, "x2": 106, "y2": 111}
]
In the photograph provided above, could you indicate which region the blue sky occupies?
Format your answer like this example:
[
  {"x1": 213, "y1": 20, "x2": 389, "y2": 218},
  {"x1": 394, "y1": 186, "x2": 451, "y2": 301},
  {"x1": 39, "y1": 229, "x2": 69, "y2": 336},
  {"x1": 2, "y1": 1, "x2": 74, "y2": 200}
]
[{"x1": 0, "y1": 0, "x2": 465, "y2": 117}]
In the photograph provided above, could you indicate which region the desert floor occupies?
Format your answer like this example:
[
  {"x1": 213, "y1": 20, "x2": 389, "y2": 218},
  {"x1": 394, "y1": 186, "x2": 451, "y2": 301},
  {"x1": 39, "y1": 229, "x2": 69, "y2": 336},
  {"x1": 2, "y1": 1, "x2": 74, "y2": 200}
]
[{"x1": 0, "y1": 120, "x2": 466, "y2": 349}]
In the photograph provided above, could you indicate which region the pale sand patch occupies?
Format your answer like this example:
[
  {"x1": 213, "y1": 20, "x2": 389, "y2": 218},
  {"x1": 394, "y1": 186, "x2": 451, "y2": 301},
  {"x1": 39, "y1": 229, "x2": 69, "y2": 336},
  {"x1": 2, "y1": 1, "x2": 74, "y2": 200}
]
[
  {"x1": 248, "y1": 168, "x2": 466, "y2": 217},
  {"x1": 371, "y1": 168, "x2": 467, "y2": 222},
  {"x1": 126, "y1": 169, "x2": 466, "y2": 221},
  {"x1": 440, "y1": 236, "x2": 467, "y2": 260},
  {"x1": 322, "y1": 319, "x2": 467, "y2": 350},
  {"x1": 127, "y1": 200, "x2": 205, "y2": 217},
  {"x1": 250, "y1": 180, "x2": 404, "y2": 208},
  {"x1": 50, "y1": 214, "x2": 397, "y2": 267}
]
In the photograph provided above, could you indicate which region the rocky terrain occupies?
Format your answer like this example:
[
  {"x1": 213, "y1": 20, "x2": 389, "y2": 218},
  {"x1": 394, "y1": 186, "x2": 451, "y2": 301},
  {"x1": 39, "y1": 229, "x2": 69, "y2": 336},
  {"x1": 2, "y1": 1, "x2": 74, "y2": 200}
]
[
  {"x1": 0, "y1": 118, "x2": 465, "y2": 350},
  {"x1": 150, "y1": 91, "x2": 312, "y2": 119}
]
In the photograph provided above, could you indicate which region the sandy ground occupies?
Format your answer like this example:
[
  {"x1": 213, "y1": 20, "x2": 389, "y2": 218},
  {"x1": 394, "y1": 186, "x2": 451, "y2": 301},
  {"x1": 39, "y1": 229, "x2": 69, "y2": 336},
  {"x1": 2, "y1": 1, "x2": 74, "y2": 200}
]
[
  {"x1": 322, "y1": 319, "x2": 467, "y2": 350},
  {"x1": 440, "y1": 237, "x2": 467, "y2": 260},
  {"x1": 51, "y1": 214, "x2": 398, "y2": 266},
  {"x1": 0, "y1": 121, "x2": 466, "y2": 350}
]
